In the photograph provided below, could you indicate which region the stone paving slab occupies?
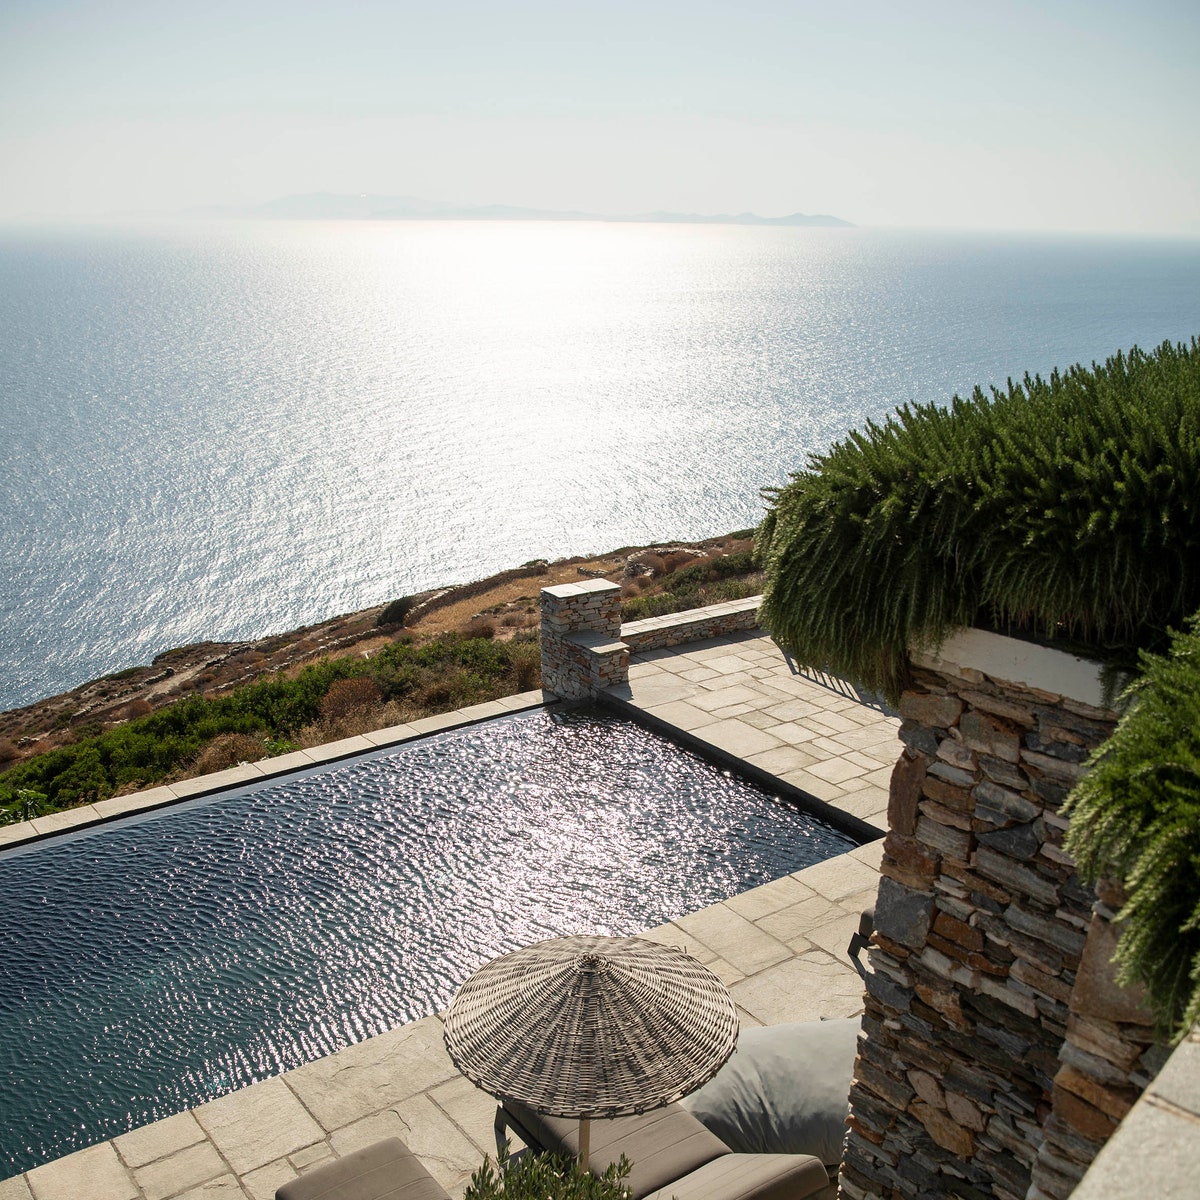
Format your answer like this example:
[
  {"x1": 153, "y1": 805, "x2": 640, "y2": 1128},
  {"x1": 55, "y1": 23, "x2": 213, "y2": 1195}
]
[{"x1": 2, "y1": 636, "x2": 896, "y2": 1200}]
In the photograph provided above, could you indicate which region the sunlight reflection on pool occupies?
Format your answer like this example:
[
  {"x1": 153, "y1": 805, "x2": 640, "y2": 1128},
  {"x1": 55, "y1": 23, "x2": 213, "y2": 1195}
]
[{"x1": 0, "y1": 705, "x2": 857, "y2": 1173}]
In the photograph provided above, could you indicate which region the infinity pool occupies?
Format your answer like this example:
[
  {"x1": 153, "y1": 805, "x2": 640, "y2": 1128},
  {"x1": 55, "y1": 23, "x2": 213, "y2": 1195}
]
[{"x1": 0, "y1": 705, "x2": 858, "y2": 1174}]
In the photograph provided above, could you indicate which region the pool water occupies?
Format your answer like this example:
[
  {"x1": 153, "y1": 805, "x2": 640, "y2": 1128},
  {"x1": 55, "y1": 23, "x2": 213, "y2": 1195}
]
[{"x1": 0, "y1": 706, "x2": 857, "y2": 1174}]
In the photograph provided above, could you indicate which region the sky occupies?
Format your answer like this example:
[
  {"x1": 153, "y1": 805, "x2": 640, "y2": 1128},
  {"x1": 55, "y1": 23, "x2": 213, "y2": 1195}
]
[{"x1": 0, "y1": 0, "x2": 1197, "y2": 234}]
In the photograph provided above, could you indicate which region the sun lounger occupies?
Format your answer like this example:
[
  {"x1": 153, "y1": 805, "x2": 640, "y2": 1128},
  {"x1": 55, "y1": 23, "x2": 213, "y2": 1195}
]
[{"x1": 497, "y1": 1098, "x2": 830, "y2": 1200}]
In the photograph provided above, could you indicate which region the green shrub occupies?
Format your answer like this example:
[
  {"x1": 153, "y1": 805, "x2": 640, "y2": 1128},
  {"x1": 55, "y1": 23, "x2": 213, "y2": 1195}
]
[
  {"x1": 0, "y1": 788, "x2": 48, "y2": 824},
  {"x1": 662, "y1": 562, "x2": 710, "y2": 593},
  {"x1": 757, "y1": 338, "x2": 1200, "y2": 702},
  {"x1": 466, "y1": 1146, "x2": 630, "y2": 1200},
  {"x1": 377, "y1": 596, "x2": 416, "y2": 627},
  {"x1": 710, "y1": 551, "x2": 756, "y2": 578},
  {"x1": 0, "y1": 634, "x2": 542, "y2": 810},
  {"x1": 1064, "y1": 611, "x2": 1200, "y2": 1043}
]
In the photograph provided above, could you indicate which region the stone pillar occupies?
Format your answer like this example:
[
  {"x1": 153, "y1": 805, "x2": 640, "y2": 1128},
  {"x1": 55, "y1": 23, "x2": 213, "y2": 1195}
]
[
  {"x1": 840, "y1": 630, "x2": 1125, "y2": 1200},
  {"x1": 1026, "y1": 882, "x2": 1164, "y2": 1199},
  {"x1": 539, "y1": 580, "x2": 629, "y2": 700}
]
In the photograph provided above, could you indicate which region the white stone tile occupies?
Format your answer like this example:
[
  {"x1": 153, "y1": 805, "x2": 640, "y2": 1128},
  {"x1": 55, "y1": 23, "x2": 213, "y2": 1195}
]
[
  {"x1": 362, "y1": 723, "x2": 420, "y2": 746},
  {"x1": 744, "y1": 744, "x2": 821, "y2": 777},
  {"x1": 806, "y1": 756, "x2": 870, "y2": 785},
  {"x1": 640, "y1": 700, "x2": 719, "y2": 731},
  {"x1": 724, "y1": 874, "x2": 816, "y2": 921},
  {"x1": 756, "y1": 895, "x2": 847, "y2": 949},
  {"x1": 173, "y1": 1175, "x2": 244, "y2": 1200},
  {"x1": 625, "y1": 676, "x2": 697, "y2": 707},
  {"x1": 253, "y1": 750, "x2": 320, "y2": 777},
  {"x1": 687, "y1": 684, "x2": 769, "y2": 713},
  {"x1": 27, "y1": 1142, "x2": 137, "y2": 1200},
  {"x1": 730, "y1": 952, "x2": 866, "y2": 1025},
  {"x1": 0, "y1": 1177, "x2": 33, "y2": 1200},
  {"x1": 690, "y1": 720, "x2": 783, "y2": 759},
  {"x1": 0, "y1": 821, "x2": 38, "y2": 846},
  {"x1": 792, "y1": 853, "x2": 881, "y2": 902},
  {"x1": 283, "y1": 1017, "x2": 458, "y2": 1132},
  {"x1": 300, "y1": 734, "x2": 375, "y2": 761},
  {"x1": 330, "y1": 1093, "x2": 482, "y2": 1191},
  {"x1": 496, "y1": 690, "x2": 549, "y2": 710},
  {"x1": 93, "y1": 787, "x2": 177, "y2": 819},
  {"x1": 776, "y1": 768, "x2": 843, "y2": 803},
  {"x1": 114, "y1": 1111, "x2": 206, "y2": 1168},
  {"x1": 194, "y1": 1076, "x2": 323, "y2": 1175},
  {"x1": 29, "y1": 805, "x2": 102, "y2": 835},
  {"x1": 849, "y1": 840, "x2": 885, "y2": 870},
  {"x1": 429, "y1": 1074, "x2": 501, "y2": 1158},
  {"x1": 637, "y1": 921, "x2": 719, "y2": 964},
  {"x1": 168, "y1": 763, "x2": 264, "y2": 798},
  {"x1": 241, "y1": 1158, "x2": 298, "y2": 1200},
  {"x1": 806, "y1": 910, "x2": 868, "y2": 964},
  {"x1": 133, "y1": 1140, "x2": 226, "y2": 1200},
  {"x1": 674, "y1": 904, "x2": 792, "y2": 975}
]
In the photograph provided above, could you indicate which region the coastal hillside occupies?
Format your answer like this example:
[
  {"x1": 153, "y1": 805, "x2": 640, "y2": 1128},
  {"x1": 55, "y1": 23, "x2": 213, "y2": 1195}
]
[{"x1": 0, "y1": 532, "x2": 760, "y2": 818}]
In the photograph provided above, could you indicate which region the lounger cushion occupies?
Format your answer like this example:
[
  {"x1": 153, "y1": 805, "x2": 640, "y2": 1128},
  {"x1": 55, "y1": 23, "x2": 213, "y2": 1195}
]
[
  {"x1": 275, "y1": 1137, "x2": 450, "y2": 1200},
  {"x1": 503, "y1": 1098, "x2": 729, "y2": 1200},
  {"x1": 641, "y1": 1153, "x2": 828, "y2": 1200},
  {"x1": 681, "y1": 1020, "x2": 858, "y2": 1166}
]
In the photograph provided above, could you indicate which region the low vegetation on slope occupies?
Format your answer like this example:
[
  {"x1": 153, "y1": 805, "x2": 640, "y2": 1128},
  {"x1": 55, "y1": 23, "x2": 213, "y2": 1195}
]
[
  {"x1": 0, "y1": 634, "x2": 540, "y2": 818},
  {"x1": 0, "y1": 532, "x2": 766, "y2": 823},
  {"x1": 756, "y1": 338, "x2": 1200, "y2": 702}
]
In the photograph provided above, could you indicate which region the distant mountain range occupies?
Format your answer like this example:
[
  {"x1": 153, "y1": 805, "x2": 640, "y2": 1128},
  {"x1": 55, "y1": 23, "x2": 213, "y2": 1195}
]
[{"x1": 189, "y1": 192, "x2": 852, "y2": 228}]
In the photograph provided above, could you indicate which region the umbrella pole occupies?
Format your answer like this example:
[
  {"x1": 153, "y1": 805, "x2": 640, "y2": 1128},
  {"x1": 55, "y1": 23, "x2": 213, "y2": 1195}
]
[{"x1": 578, "y1": 1118, "x2": 591, "y2": 1171}]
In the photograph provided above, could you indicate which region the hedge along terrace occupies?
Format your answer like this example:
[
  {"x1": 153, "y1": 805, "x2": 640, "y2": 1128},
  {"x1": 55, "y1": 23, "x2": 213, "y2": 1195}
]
[
  {"x1": 756, "y1": 335, "x2": 1200, "y2": 1040},
  {"x1": 756, "y1": 338, "x2": 1200, "y2": 704},
  {"x1": 0, "y1": 633, "x2": 540, "y2": 820}
]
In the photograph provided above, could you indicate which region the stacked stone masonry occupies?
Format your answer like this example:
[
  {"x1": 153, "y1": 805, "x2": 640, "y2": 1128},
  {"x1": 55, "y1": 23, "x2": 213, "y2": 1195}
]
[
  {"x1": 539, "y1": 580, "x2": 627, "y2": 700},
  {"x1": 541, "y1": 588, "x2": 761, "y2": 699},
  {"x1": 621, "y1": 596, "x2": 761, "y2": 652},
  {"x1": 840, "y1": 656, "x2": 1163, "y2": 1200}
]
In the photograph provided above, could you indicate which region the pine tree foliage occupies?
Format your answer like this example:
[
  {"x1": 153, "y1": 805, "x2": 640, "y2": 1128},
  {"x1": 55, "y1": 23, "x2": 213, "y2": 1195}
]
[
  {"x1": 757, "y1": 338, "x2": 1200, "y2": 701},
  {"x1": 1064, "y1": 612, "x2": 1200, "y2": 1043}
]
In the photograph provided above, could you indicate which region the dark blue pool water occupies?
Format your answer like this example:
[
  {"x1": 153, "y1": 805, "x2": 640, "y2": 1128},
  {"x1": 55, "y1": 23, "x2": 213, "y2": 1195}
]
[{"x1": 0, "y1": 706, "x2": 857, "y2": 1174}]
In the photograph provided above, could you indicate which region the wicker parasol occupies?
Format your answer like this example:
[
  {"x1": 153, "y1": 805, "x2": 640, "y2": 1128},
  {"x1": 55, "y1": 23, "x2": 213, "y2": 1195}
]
[{"x1": 443, "y1": 934, "x2": 738, "y2": 1168}]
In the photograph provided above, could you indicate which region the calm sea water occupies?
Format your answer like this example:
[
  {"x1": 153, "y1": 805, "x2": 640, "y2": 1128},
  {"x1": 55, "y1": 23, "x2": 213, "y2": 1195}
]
[{"x1": 2, "y1": 221, "x2": 1197, "y2": 710}]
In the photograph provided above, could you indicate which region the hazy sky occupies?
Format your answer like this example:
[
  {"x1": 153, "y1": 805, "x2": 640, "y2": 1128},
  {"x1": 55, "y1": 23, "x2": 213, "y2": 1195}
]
[{"x1": 1, "y1": 0, "x2": 1197, "y2": 233}]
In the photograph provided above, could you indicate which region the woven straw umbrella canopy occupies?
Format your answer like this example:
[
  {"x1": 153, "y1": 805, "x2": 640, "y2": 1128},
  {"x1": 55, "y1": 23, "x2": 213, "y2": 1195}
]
[{"x1": 443, "y1": 934, "x2": 738, "y2": 1167}]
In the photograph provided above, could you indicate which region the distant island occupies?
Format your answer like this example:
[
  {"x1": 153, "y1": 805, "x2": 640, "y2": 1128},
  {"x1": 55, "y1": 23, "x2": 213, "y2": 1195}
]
[{"x1": 190, "y1": 192, "x2": 853, "y2": 228}]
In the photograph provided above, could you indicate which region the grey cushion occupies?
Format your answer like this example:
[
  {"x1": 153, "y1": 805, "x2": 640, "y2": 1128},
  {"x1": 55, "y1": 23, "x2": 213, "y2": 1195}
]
[
  {"x1": 275, "y1": 1137, "x2": 450, "y2": 1200},
  {"x1": 641, "y1": 1153, "x2": 828, "y2": 1200},
  {"x1": 681, "y1": 1020, "x2": 859, "y2": 1166},
  {"x1": 502, "y1": 1098, "x2": 730, "y2": 1200}
]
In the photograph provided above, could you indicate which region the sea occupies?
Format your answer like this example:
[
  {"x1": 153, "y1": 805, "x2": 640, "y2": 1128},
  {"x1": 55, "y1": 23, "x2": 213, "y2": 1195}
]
[{"x1": 1, "y1": 220, "x2": 1197, "y2": 712}]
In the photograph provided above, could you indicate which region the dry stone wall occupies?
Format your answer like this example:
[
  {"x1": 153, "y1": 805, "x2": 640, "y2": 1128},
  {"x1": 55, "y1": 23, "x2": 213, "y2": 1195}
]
[
  {"x1": 621, "y1": 596, "x2": 760, "y2": 651},
  {"x1": 539, "y1": 581, "x2": 627, "y2": 700},
  {"x1": 839, "y1": 637, "x2": 1156, "y2": 1200}
]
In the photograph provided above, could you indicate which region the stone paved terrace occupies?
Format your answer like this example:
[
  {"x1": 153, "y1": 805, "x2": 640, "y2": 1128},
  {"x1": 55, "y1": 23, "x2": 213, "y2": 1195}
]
[
  {"x1": 610, "y1": 628, "x2": 898, "y2": 832},
  {"x1": 0, "y1": 631, "x2": 900, "y2": 1200}
]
